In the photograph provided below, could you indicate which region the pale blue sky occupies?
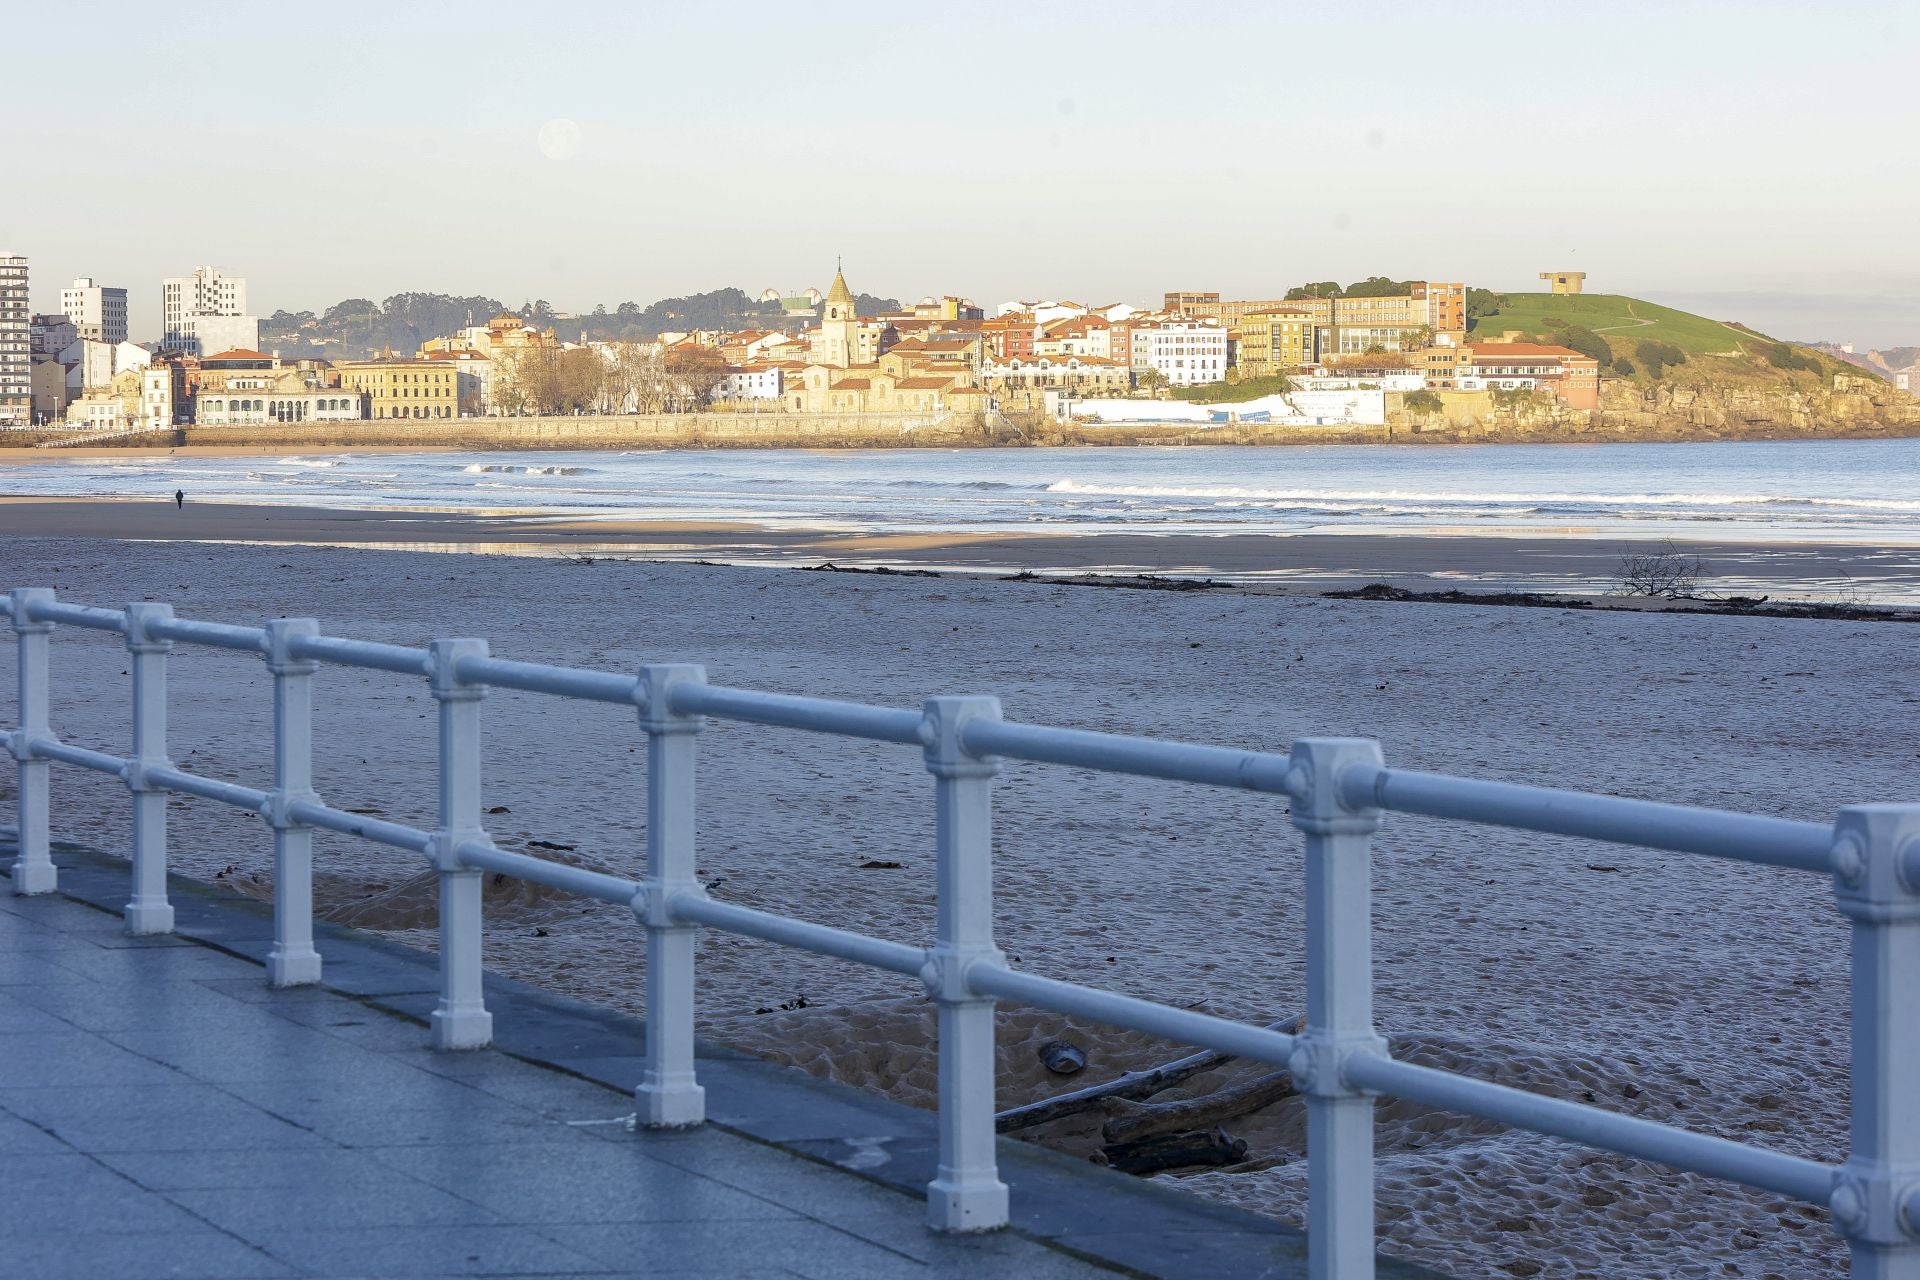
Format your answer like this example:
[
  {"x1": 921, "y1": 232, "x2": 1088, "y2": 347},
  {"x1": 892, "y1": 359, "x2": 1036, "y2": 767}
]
[{"x1": 8, "y1": 2, "x2": 1917, "y2": 345}]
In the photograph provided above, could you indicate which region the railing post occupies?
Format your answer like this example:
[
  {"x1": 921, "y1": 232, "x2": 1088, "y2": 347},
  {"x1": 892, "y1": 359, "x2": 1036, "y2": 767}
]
[
  {"x1": 919, "y1": 695, "x2": 1009, "y2": 1233},
  {"x1": 1288, "y1": 737, "x2": 1388, "y2": 1280},
  {"x1": 1828, "y1": 805, "x2": 1920, "y2": 1279},
  {"x1": 427, "y1": 639, "x2": 492, "y2": 1050},
  {"x1": 7, "y1": 589, "x2": 57, "y2": 895},
  {"x1": 635, "y1": 663, "x2": 708, "y2": 1128},
  {"x1": 263, "y1": 619, "x2": 322, "y2": 986},
  {"x1": 122, "y1": 602, "x2": 175, "y2": 934}
]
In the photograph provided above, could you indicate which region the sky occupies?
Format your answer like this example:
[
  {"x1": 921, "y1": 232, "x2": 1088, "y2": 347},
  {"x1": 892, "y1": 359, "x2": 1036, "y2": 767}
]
[{"x1": 7, "y1": 2, "x2": 1918, "y2": 347}]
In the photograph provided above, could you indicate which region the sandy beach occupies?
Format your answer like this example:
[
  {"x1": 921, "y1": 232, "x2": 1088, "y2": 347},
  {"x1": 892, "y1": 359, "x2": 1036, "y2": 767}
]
[
  {"x1": 3, "y1": 534, "x2": 1911, "y2": 1278},
  {"x1": 3, "y1": 495, "x2": 1918, "y2": 603}
]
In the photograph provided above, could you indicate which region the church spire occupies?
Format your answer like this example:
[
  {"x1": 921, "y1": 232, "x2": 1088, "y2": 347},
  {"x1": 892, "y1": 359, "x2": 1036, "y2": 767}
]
[{"x1": 826, "y1": 260, "x2": 854, "y2": 308}]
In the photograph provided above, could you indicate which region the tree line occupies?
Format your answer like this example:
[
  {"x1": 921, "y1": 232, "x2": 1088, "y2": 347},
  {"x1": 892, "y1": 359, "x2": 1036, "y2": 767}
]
[
  {"x1": 491, "y1": 343, "x2": 732, "y2": 416},
  {"x1": 264, "y1": 286, "x2": 901, "y2": 358}
]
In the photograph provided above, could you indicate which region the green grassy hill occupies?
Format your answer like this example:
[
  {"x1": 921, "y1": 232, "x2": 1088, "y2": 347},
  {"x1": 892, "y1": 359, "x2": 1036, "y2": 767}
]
[{"x1": 1470, "y1": 293, "x2": 1771, "y2": 357}]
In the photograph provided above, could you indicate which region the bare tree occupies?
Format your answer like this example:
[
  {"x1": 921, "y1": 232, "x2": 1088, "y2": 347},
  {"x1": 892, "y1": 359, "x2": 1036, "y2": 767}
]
[
  {"x1": 1614, "y1": 540, "x2": 1710, "y2": 598},
  {"x1": 663, "y1": 345, "x2": 727, "y2": 412},
  {"x1": 602, "y1": 341, "x2": 667, "y2": 414}
]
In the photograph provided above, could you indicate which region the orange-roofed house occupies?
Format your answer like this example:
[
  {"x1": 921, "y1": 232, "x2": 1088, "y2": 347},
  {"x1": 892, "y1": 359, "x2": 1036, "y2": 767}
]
[{"x1": 1429, "y1": 342, "x2": 1600, "y2": 409}]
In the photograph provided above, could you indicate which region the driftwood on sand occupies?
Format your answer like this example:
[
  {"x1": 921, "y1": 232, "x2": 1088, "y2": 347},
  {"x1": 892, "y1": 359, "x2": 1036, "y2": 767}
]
[
  {"x1": 1099, "y1": 1069, "x2": 1299, "y2": 1146},
  {"x1": 1096, "y1": 1126, "x2": 1249, "y2": 1175},
  {"x1": 995, "y1": 1013, "x2": 1303, "y2": 1134}
]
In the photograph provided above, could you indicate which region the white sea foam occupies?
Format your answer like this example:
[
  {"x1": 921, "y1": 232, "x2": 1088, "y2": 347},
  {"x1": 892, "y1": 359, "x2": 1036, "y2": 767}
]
[{"x1": 1044, "y1": 478, "x2": 1920, "y2": 512}]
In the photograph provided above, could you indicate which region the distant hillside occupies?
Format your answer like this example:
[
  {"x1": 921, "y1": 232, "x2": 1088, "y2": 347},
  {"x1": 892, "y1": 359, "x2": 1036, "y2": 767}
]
[
  {"x1": 1469, "y1": 292, "x2": 1770, "y2": 357},
  {"x1": 264, "y1": 287, "x2": 902, "y2": 359},
  {"x1": 1465, "y1": 291, "x2": 1877, "y2": 388}
]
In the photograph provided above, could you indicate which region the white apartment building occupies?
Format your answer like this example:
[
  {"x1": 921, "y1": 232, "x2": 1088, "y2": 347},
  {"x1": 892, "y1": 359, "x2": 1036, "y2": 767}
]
[
  {"x1": 60, "y1": 277, "x2": 129, "y2": 343},
  {"x1": 139, "y1": 366, "x2": 176, "y2": 431},
  {"x1": 64, "y1": 338, "x2": 150, "y2": 392},
  {"x1": 0, "y1": 254, "x2": 29, "y2": 423},
  {"x1": 30, "y1": 314, "x2": 77, "y2": 357},
  {"x1": 187, "y1": 315, "x2": 262, "y2": 357},
  {"x1": 162, "y1": 265, "x2": 257, "y2": 354},
  {"x1": 717, "y1": 365, "x2": 783, "y2": 400},
  {"x1": 1139, "y1": 318, "x2": 1227, "y2": 387}
]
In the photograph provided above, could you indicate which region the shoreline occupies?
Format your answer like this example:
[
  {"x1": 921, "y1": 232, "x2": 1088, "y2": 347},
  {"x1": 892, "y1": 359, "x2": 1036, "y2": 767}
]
[
  {"x1": 4, "y1": 415, "x2": 1920, "y2": 463},
  {"x1": 2, "y1": 495, "x2": 1918, "y2": 604}
]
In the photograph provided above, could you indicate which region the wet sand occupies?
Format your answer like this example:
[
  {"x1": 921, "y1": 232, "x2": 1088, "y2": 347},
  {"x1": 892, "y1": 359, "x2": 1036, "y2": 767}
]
[{"x1": 2, "y1": 496, "x2": 1917, "y2": 600}]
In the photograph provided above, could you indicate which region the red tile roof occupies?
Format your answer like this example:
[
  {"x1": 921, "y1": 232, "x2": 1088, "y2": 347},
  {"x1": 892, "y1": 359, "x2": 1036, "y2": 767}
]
[{"x1": 1465, "y1": 342, "x2": 1585, "y2": 360}]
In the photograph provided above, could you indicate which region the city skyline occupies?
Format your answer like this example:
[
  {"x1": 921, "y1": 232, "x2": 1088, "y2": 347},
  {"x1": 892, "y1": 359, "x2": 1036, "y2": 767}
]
[{"x1": 6, "y1": 2, "x2": 1918, "y2": 346}]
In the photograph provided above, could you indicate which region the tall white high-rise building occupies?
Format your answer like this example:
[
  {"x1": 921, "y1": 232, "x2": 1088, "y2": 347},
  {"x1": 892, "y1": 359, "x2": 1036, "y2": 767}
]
[
  {"x1": 60, "y1": 277, "x2": 129, "y2": 344},
  {"x1": 162, "y1": 265, "x2": 254, "y2": 354},
  {"x1": 0, "y1": 254, "x2": 29, "y2": 424}
]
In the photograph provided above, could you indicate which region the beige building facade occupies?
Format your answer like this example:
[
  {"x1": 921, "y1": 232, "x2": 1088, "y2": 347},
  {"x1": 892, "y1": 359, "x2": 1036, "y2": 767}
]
[{"x1": 341, "y1": 359, "x2": 458, "y2": 420}]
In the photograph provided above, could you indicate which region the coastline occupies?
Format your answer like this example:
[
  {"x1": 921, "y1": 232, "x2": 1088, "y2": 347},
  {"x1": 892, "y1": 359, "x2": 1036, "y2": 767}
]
[{"x1": 3, "y1": 495, "x2": 1918, "y2": 603}]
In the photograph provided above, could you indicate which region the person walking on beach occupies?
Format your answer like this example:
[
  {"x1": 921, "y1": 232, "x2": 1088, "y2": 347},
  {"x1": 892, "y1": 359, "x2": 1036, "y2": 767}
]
[{"x1": 174, "y1": 488, "x2": 184, "y2": 509}]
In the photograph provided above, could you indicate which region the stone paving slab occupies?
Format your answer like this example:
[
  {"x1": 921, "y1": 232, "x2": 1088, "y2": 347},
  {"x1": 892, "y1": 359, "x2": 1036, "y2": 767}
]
[{"x1": 2, "y1": 841, "x2": 1448, "y2": 1279}]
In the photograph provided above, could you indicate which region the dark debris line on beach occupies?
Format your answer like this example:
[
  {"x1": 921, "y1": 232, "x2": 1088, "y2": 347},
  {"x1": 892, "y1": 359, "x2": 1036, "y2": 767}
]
[{"x1": 1322, "y1": 582, "x2": 1919, "y2": 622}]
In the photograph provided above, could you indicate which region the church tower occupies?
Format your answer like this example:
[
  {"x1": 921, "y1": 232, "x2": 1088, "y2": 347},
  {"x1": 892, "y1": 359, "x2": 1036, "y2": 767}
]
[{"x1": 818, "y1": 261, "x2": 859, "y2": 368}]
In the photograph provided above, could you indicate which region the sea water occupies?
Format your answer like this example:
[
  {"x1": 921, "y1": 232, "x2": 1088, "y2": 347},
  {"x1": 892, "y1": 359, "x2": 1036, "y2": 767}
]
[{"x1": 6, "y1": 438, "x2": 1919, "y2": 545}]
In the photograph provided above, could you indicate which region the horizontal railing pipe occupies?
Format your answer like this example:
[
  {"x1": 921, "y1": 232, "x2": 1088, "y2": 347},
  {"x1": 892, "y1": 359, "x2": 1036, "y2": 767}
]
[
  {"x1": 32, "y1": 740, "x2": 128, "y2": 775},
  {"x1": 962, "y1": 719, "x2": 1299, "y2": 796},
  {"x1": 453, "y1": 656, "x2": 641, "y2": 705},
  {"x1": 285, "y1": 634, "x2": 431, "y2": 677},
  {"x1": 287, "y1": 799, "x2": 434, "y2": 854},
  {"x1": 1344, "y1": 1055, "x2": 1837, "y2": 1206},
  {"x1": 28, "y1": 600, "x2": 127, "y2": 632},
  {"x1": 1344, "y1": 766, "x2": 1835, "y2": 873},
  {"x1": 670, "y1": 682, "x2": 925, "y2": 745},
  {"x1": 669, "y1": 894, "x2": 928, "y2": 976},
  {"x1": 454, "y1": 839, "x2": 642, "y2": 905},
  {"x1": 970, "y1": 965, "x2": 1301, "y2": 1068},
  {"x1": 147, "y1": 766, "x2": 270, "y2": 811},
  {"x1": 147, "y1": 617, "x2": 269, "y2": 653}
]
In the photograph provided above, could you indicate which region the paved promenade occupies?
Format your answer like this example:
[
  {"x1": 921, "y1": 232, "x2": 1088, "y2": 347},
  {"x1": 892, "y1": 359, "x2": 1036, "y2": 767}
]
[{"x1": 1, "y1": 844, "x2": 1443, "y2": 1279}]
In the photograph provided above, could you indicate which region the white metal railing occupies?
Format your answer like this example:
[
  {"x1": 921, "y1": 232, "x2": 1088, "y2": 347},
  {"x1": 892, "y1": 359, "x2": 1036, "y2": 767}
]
[{"x1": 5, "y1": 586, "x2": 1917, "y2": 1278}]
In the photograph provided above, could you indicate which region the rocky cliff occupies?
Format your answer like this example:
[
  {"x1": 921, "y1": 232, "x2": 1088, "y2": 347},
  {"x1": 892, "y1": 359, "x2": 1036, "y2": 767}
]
[{"x1": 1398, "y1": 369, "x2": 1920, "y2": 444}]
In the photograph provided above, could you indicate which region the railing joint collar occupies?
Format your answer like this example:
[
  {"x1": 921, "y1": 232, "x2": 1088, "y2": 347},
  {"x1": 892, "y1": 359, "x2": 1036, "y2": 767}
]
[
  {"x1": 263, "y1": 618, "x2": 321, "y2": 675},
  {"x1": 638, "y1": 663, "x2": 707, "y2": 734},
  {"x1": 1288, "y1": 1031, "x2": 1390, "y2": 1098},
  {"x1": 428, "y1": 638, "x2": 489, "y2": 700},
  {"x1": 920, "y1": 944, "x2": 1005, "y2": 1002},
  {"x1": 263, "y1": 787, "x2": 322, "y2": 830},
  {"x1": 1831, "y1": 807, "x2": 1920, "y2": 923},
  {"x1": 9, "y1": 587, "x2": 56, "y2": 634},
  {"x1": 1829, "y1": 1164, "x2": 1920, "y2": 1247},
  {"x1": 430, "y1": 830, "x2": 492, "y2": 872},
  {"x1": 124, "y1": 602, "x2": 175, "y2": 654},
  {"x1": 922, "y1": 695, "x2": 1002, "y2": 778},
  {"x1": 123, "y1": 755, "x2": 177, "y2": 794},
  {"x1": 7, "y1": 728, "x2": 55, "y2": 763},
  {"x1": 641, "y1": 879, "x2": 707, "y2": 929},
  {"x1": 1287, "y1": 739, "x2": 1386, "y2": 834}
]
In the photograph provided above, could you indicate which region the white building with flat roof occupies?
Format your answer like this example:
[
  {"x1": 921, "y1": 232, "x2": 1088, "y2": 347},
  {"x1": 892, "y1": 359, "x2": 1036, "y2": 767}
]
[
  {"x1": 61, "y1": 277, "x2": 129, "y2": 343},
  {"x1": 162, "y1": 265, "x2": 256, "y2": 355},
  {"x1": 0, "y1": 254, "x2": 29, "y2": 423},
  {"x1": 1138, "y1": 318, "x2": 1227, "y2": 387}
]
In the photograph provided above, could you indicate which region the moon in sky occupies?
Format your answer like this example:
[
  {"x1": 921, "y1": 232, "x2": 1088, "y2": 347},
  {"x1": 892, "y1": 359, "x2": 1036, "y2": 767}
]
[{"x1": 537, "y1": 118, "x2": 581, "y2": 161}]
